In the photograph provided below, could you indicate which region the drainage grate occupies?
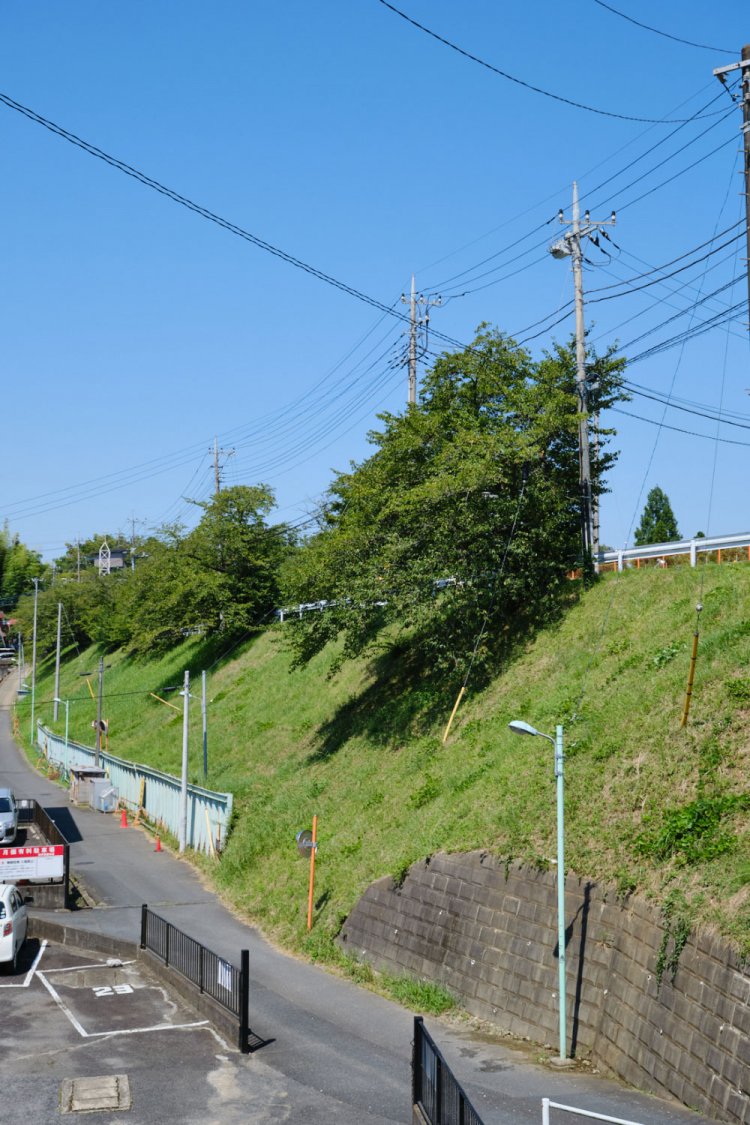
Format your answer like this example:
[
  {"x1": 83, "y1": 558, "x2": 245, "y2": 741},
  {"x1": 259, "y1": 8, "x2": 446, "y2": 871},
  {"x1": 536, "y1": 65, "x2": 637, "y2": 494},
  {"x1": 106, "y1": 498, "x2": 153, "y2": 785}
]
[{"x1": 60, "y1": 1074, "x2": 132, "y2": 1114}]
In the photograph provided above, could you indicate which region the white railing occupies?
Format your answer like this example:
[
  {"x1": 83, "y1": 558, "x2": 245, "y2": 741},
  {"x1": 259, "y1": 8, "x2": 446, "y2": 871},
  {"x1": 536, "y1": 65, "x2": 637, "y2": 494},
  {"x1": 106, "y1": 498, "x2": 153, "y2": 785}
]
[
  {"x1": 599, "y1": 531, "x2": 750, "y2": 571},
  {"x1": 36, "y1": 723, "x2": 232, "y2": 856},
  {"x1": 542, "y1": 1098, "x2": 644, "y2": 1125}
]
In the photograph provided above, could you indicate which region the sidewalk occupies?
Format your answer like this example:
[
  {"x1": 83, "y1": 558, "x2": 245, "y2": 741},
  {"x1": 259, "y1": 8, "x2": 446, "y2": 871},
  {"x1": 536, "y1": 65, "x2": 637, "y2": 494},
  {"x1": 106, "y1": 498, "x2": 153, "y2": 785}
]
[{"x1": 0, "y1": 671, "x2": 719, "y2": 1125}]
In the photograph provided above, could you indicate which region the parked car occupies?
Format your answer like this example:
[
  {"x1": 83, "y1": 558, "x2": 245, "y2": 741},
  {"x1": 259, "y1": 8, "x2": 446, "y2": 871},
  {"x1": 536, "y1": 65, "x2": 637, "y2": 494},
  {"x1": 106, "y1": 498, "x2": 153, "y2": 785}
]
[
  {"x1": 0, "y1": 789, "x2": 18, "y2": 845},
  {"x1": 0, "y1": 884, "x2": 28, "y2": 971}
]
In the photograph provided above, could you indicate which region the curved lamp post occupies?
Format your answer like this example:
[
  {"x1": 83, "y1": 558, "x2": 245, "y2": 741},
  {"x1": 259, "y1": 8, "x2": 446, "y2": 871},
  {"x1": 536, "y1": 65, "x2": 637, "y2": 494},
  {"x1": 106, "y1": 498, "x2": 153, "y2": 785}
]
[{"x1": 509, "y1": 719, "x2": 567, "y2": 1062}]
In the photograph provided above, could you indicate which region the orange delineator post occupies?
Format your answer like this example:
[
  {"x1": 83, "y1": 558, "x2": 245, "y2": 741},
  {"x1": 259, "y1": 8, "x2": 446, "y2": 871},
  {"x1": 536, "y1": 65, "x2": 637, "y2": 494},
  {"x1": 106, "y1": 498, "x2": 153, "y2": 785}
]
[
  {"x1": 307, "y1": 814, "x2": 318, "y2": 931},
  {"x1": 120, "y1": 808, "x2": 128, "y2": 828}
]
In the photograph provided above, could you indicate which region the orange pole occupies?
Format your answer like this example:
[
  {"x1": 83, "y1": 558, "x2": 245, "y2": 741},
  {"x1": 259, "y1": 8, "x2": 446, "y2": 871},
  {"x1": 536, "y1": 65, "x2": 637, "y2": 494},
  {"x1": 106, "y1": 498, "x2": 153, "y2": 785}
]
[
  {"x1": 307, "y1": 814, "x2": 318, "y2": 930},
  {"x1": 717, "y1": 548, "x2": 722, "y2": 565},
  {"x1": 636, "y1": 558, "x2": 640, "y2": 569}
]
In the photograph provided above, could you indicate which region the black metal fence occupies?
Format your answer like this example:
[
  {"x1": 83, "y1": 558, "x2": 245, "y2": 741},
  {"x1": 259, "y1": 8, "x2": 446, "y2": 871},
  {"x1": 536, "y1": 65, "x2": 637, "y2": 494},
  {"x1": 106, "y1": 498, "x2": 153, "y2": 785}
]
[
  {"x1": 140, "y1": 905, "x2": 252, "y2": 1053},
  {"x1": 16, "y1": 799, "x2": 70, "y2": 906},
  {"x1": 412, "y1": 1016, "x2": 484, "y2": 1125}
]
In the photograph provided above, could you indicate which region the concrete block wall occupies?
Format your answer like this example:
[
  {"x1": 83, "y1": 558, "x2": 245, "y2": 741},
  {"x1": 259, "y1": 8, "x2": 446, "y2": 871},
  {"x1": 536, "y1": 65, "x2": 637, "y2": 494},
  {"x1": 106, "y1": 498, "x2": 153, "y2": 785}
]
[{"x1": 339, "y1": 852, "x2": 750, "y2": 1123}]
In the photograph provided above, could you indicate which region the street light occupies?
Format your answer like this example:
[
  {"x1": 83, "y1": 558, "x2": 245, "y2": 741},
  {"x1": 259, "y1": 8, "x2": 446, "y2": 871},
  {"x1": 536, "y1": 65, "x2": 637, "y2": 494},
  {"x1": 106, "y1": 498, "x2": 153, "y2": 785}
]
[{"x1": 508, "y1": 718, "x2": 568, "y2": 1063}]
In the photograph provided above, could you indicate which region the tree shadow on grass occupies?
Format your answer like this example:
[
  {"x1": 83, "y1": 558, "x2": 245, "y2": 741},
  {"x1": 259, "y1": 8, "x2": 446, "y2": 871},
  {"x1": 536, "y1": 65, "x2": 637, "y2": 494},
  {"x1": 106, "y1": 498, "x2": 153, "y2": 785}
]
[{"x1": 306, "y1": 601, "x2": 568, "y2": 764}]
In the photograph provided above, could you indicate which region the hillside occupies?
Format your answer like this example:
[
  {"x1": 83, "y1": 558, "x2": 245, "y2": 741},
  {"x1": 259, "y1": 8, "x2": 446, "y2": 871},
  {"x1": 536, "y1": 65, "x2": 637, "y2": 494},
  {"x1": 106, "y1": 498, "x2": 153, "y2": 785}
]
[{"x1": 15, "y1": 561, "x2": 750, "y2": 965}]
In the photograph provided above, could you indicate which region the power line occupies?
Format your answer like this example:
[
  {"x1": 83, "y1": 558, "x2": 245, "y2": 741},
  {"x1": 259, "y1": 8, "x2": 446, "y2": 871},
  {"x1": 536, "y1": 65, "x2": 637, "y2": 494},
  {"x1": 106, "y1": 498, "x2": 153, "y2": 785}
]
[
  {"x1": 427, "y1": 95, "x2": 736, "y2": 301},
  {"x1": 612, "y1": 407, "x2": 750, "y2": 447},
  {"x1": 590, "y1": 0, "x2": 733, "y2": 54},
  {"x1": 375, "y1": 0, "x2": 727, "y2": 124},
  {"x1": 0, "y1": 91, "x2": 466, "y2": 355}
]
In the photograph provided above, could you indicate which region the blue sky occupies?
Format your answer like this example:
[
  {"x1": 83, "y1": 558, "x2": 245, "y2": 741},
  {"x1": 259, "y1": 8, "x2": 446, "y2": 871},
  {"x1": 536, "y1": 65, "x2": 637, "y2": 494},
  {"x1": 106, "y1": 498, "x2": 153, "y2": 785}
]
[{"x1": 2, "y1": 1, "x2": 748, "y2": 560}]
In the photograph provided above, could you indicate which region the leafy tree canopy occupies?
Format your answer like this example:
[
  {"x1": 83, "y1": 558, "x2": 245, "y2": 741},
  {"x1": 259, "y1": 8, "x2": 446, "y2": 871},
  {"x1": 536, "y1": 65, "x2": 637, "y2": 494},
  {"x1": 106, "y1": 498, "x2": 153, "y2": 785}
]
[
  {"x1": 282, "y1": 326, "x2": 626, "y2": 685},
  {"x1": 634, "y1": 487, "x2": 680, "y2": 547},
  {"x1": 13, "y1": 485, "x2": 295, "y2": 660}
]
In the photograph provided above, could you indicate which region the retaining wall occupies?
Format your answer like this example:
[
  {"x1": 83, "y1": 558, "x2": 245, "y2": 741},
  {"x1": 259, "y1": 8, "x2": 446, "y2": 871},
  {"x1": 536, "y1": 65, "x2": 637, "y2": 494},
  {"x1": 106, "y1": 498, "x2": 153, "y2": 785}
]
[{"x1": 340, "y1": 852, "x2": 750, "y2": 1123}]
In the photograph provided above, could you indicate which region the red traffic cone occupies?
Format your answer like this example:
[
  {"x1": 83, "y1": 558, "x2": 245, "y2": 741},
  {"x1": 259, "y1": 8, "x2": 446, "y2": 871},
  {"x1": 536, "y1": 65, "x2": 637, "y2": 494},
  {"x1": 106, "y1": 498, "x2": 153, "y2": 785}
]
[
  {"x1": 120, "y1": 808, "x2": 128, "y2": 828},
  {"x1": 154, "y1": 835, "x2": 162, "y2": 853}
]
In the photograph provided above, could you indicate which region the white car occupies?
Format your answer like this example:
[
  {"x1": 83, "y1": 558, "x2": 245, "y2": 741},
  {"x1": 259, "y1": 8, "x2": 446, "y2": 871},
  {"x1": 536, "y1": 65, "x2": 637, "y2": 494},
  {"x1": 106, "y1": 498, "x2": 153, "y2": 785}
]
[{"x1": 0, "y1": 884, "x2": 28, "y2": 971}]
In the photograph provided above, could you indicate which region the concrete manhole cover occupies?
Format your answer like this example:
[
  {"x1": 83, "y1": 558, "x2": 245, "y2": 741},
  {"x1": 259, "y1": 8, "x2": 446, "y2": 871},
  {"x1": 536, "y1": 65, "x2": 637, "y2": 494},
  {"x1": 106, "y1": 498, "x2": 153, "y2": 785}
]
[{"x1": 60, "y1": 1074, "x2": 132, "y2": 1114}]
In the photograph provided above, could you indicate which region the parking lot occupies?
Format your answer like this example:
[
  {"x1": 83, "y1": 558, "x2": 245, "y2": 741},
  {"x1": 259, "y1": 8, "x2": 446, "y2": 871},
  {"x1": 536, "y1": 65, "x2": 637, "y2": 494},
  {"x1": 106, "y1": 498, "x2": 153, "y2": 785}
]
[{"x1": 0, "y1": 939, "x2": 295, "y2": 1124}]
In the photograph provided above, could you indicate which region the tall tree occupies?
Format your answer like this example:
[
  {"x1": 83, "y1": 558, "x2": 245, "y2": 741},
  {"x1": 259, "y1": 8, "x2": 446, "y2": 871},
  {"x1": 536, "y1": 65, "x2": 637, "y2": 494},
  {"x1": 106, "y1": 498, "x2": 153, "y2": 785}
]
[
  {"x1": 283, "y1": 327, "x2": 625, "y2": 683},
  {"x1": 634, "y1": 487, "x2": 680, "y2": 546}
]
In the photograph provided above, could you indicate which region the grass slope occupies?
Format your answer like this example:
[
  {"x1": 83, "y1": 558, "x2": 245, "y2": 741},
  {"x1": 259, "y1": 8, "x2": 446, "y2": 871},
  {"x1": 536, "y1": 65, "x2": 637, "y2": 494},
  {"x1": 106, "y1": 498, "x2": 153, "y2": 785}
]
[{"x1": 16, "y1": 562, "x2": 750, "y2": 967}]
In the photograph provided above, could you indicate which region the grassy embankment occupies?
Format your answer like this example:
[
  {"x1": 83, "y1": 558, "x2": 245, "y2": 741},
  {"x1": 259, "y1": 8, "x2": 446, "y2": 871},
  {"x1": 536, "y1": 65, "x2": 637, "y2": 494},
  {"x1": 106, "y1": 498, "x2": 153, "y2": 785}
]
[{"x1": 14, "y1": 562, "x2": 750, "y2": 983}]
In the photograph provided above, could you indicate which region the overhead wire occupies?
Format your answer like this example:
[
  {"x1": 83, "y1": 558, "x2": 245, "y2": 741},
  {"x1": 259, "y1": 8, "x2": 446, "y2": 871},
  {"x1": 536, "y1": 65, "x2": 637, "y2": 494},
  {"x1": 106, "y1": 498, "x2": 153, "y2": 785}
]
[
  {"x1": 590, "y1": 0, "x2": 733, "y2": 54},
  {"x1": 374, "y1": 0, "x2": 727, "y2": 123}
]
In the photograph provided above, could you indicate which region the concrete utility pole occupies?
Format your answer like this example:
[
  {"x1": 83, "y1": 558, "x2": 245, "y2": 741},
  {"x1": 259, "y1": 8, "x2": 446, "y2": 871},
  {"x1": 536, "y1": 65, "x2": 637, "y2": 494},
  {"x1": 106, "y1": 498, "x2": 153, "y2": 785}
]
[
  {"x1": 550, "y1": 184, "x2": 616, "y2": 568},
  {"x1": 201, "y1": 669, "x2": 208, "y2": 780},
  {"x1": 400, "y1": 275, "x2": 442, "y2": 405},
  {"x1": 53, "y1": 602, "x2": 62, "y2": 722},
  {"x1": 95, "y1": 655, "x2": 105, "y2": 768},
  {"x1": 179, "y1": 669, "x2": 190, "y2": 853},
  {"x1": 211, "y1": 436, "x2": 235, "y2": 496},
  {"x1": 30, "y1": 578, "x2": 39, "y2": 745},
  {"x1": 714, "y1": 46, "x2": 750, "y2": 336}
]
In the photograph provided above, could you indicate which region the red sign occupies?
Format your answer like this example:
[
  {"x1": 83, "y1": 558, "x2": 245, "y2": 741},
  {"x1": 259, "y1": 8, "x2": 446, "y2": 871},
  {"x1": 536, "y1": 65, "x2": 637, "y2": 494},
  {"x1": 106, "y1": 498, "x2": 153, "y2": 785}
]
[{"x1": 0, "y1": 844, "x2": 65, "y2": 880}]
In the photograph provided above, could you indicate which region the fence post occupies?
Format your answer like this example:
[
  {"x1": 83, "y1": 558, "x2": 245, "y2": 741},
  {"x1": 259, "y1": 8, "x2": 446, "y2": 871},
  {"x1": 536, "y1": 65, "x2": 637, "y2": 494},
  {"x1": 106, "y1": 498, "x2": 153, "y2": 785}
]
[
  {"x1": 239, "y1": 949, "x2": 250, "y2": 1054},
  {"x1": 199, "y1": 944, "x2": 204, "y2": 994},
  {"x1": 165, "y1": 921, "x2": 170, "y2": 967},
  {"x1": 140, "y1": 904, "x2": 148, "y2": 949},
  {"x1": 412, "y1": 1016, "x2": 423, "y2": 1110},
  {"x1": 436, "y1": 1053, "x2": 443, "y2": 1125}
]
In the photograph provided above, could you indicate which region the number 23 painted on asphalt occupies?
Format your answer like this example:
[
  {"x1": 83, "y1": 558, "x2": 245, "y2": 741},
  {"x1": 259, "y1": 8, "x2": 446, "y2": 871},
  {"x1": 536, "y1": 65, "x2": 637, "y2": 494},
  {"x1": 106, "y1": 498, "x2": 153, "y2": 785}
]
[{"x1": 92, "y1": 984, "x2": 134, "y2": 997}]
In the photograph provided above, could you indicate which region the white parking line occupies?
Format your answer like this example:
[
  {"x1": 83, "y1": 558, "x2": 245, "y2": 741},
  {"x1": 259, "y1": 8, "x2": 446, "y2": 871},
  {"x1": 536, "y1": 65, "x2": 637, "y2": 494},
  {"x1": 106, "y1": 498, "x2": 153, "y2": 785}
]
[
  {"x1": 41, "y1": 959, "x2": 135, "y2": 973},
  {"x1": 0, "y1": 939, "x2": 48, "y2": 988},
  {"x1": 37, "y1": 969, "x2": 209, "y2": 1039}
]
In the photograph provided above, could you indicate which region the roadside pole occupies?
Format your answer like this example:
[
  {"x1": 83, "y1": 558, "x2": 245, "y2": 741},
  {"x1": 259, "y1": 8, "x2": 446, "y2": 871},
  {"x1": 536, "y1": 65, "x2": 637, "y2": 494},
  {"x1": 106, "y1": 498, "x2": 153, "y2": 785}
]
[{"x1": 179, "y1": 670, "x2": 190, "y2": 853}]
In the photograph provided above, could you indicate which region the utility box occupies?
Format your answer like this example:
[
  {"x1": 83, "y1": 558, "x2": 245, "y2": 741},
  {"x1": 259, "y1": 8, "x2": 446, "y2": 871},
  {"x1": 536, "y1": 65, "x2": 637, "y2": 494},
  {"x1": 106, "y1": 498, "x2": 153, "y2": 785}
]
[
  {"x1": 92, "y1": 780, "x2": 118, "y2": 814},
  {"x1": 69, "y1": 767, "x2": 107, "y2": 807}
]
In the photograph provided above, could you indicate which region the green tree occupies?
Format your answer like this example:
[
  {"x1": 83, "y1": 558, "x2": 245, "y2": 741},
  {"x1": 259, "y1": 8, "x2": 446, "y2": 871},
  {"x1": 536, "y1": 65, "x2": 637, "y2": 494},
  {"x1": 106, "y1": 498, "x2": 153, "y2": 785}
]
[
  {"x1": 634, "y1": 487, "x2": 680, "y2": 546},
  {"x1": 1, "y1": 539, "x2": 46, "y2": 600},
  {"x1": 283, "y1": 326, "x2": 625, "y2": 683}
]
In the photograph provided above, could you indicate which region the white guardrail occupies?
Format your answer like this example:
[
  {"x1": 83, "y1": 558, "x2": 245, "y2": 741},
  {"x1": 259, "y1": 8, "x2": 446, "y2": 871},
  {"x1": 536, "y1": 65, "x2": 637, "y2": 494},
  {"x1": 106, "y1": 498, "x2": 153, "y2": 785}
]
[
  {"x1": 36, "y1": 722, "x2": 232, "y2": 856},
  {"x1": 599, "y1": 530, "x2": 750, "y2": 571},
  {"x1": 275, "y1": 532, "x2": 750, "y2": 620}
]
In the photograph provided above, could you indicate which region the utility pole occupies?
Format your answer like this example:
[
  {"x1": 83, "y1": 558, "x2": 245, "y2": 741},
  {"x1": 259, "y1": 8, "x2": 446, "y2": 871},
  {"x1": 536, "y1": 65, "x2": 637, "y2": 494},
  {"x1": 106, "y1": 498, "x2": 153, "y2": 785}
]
[
  {"x1": 714, "y1": 46, "x2": 750, "y2": 335},
  {"x1": 550, "y1": 184, "x2": 616, "y2": 569},
  {"x1": 400, "y1": 275, "x2": 442, "y2": 405},
  {"x1": 128, "y1": 514, "x2": 143, "y2": 571},
  {"x1": 95, "y1": 655, "x2": 104, "y2": 768},
  {"x1": 30, "y1": 579, "x2": 39, "y2": 745},
  {"x1": 53, "y1": 602, "x2": 62, "y2": 722},
  {"x1": 211, "y1": 436, "x2": 235, "y2": 496},
  {"x1": 179, "y1": 669, "x2": 190, "y2": 853},
  {"x1": 76, "y1": 541, "x2": 81, "y2": 583},
  {"x1": 202, "y1": 669, "x2": 208, "y2": 780}
]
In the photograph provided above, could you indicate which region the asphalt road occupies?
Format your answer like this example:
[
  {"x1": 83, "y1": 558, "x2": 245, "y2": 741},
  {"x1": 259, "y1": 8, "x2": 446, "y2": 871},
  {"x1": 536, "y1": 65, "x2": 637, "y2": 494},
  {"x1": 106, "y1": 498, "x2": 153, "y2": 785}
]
[{"x1": 0, "y1": 670, "x2": 720, "y2": 1124}]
